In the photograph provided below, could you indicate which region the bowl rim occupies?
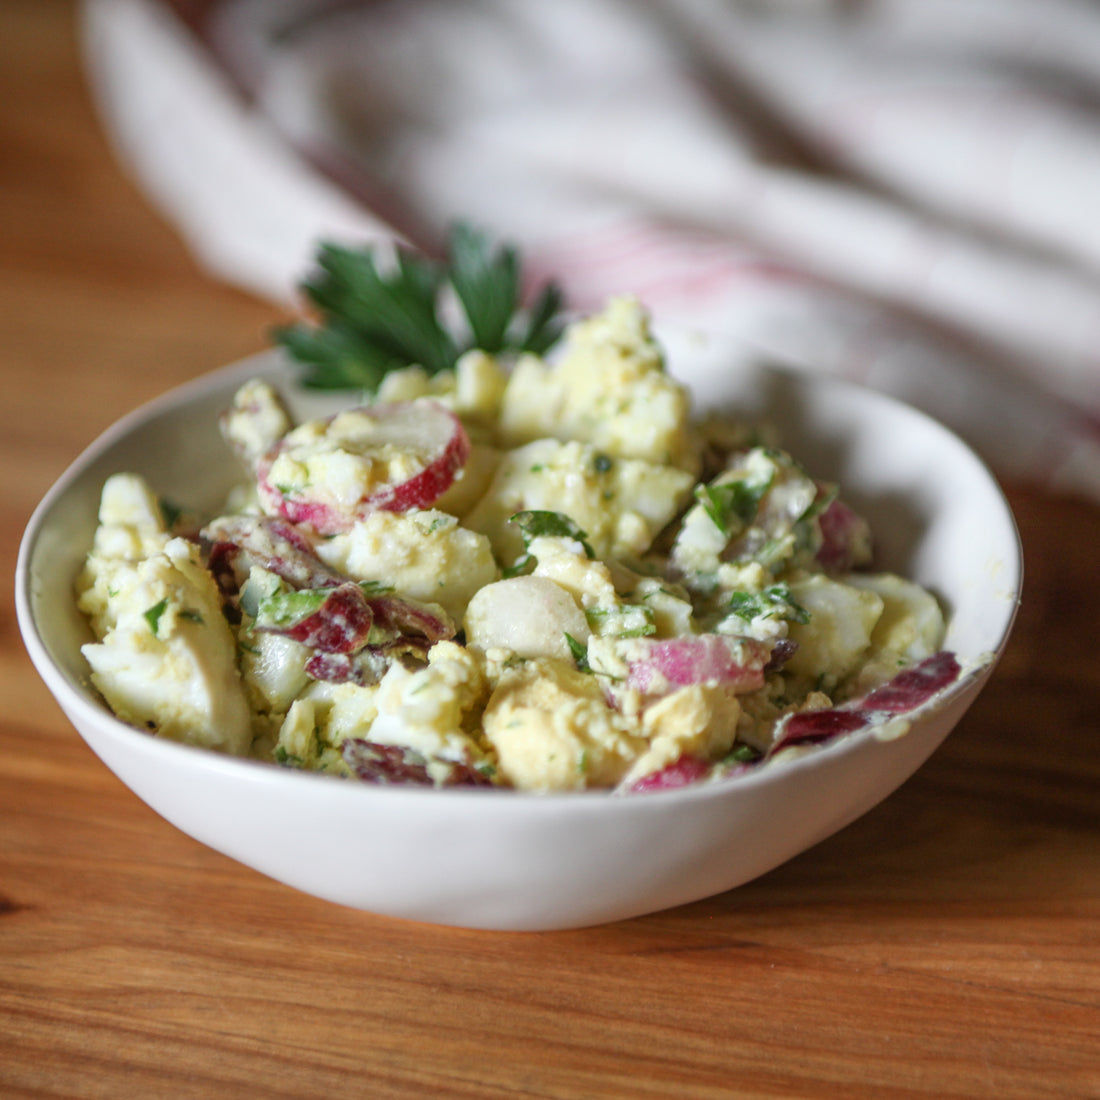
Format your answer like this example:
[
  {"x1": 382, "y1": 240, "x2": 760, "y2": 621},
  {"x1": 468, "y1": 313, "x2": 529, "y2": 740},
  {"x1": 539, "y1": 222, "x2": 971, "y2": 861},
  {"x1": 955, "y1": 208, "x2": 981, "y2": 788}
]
[{"x1": 16, "y1": 347, "x2": 1023, "y2": 810}]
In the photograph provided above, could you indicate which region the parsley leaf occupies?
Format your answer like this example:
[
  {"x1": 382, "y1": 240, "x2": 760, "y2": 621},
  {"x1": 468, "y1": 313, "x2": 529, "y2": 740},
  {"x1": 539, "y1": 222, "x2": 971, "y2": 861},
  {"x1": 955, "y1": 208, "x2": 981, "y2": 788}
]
[
  {"x1": 726, "y1": 583, "x2": 811, "y2": 625},
  {"x1": 695, "y1": 473, "x2": 772, "y2": 538},
  {"x1": 564, "y1": 632, "x2": 590, "y2": 671},
  {"x1": 509, "y1": 510, "x2": 594, "y2": 556},
  {"x1": 504, "y1": 510, "x2": 595, "y2": 577},
  {"x1": 275, "y1": 223, "x2": 566, "y2": 390},
  {"x1": 143, "y1": 598, "x2": 169, "y2": 637}
]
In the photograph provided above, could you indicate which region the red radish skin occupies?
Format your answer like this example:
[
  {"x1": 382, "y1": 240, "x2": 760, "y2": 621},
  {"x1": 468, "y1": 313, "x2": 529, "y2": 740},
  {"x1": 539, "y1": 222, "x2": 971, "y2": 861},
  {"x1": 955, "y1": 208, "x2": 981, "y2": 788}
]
[
  {"x1": 815, "y1": 497, "x2": 873, "y2": 574},
  {"x1": 256, "y1": 402, "x2": 471, "y2": 535},
  {"x1": 260, "y1": 583, "x2": 375, "y2": 654},
  {"x1": 625, "y1": 635, "x2": 771, "y2": 695},
  {"x1": 203, "y1": 515, "x2": 343, "y2": 589},
  {"x1": 305, "y1": 652, "x2": 367, "y2": 686},
  {"x1": 861, "y1": 650, "x2": 961, "y2": 712},
  {"x1": 341, "y1": 740, "x2": 494, "y2": 787},
  {"x1": 774, "y1": 709, "x2": 870, "y2": 749},
  {"x1": 368, "y1": 594, "x2": 454, "y2": 644},
  {"x1": 630, "y1": 756, "x2": 712, "y2": 792},
  {"x1": 630, "y1": 651, "x2": 963, "y2": 791},
  {"x1": 770, "y1": 651, "x2": 962, "y2": 756}
]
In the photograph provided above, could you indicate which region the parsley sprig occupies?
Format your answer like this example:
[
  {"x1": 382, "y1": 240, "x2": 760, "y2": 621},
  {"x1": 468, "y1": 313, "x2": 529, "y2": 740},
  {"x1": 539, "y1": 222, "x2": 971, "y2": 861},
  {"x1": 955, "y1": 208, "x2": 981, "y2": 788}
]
[{"x1": 275, "y1": 223, "x2": 567, "y2": 391}]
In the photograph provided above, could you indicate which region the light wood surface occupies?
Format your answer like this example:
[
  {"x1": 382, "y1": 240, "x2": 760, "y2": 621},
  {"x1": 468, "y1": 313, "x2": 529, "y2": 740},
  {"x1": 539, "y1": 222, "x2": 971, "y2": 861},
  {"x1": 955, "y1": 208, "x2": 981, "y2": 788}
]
[{"x1": 2, "y1": 4, "x2": 1098, "y2": 1097}]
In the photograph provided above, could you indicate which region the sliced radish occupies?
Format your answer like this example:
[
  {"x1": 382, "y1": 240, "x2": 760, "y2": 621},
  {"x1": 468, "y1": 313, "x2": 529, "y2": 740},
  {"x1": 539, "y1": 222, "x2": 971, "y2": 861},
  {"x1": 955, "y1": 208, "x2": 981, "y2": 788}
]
[
  {"x1": 774, "y1": 708, "x2": 869, "y2": 750},
  {"x1": 341, "y1": 740, "x2": 495, "y2": 787},
  {"x1": 628, "y1": 755, "x2": 712, "y2": 793},
  {"x1": 624, "y1": 634, "x2": 772, "y2": 695},
  {"x1": 255, "y1": 582, "x2": 375, "y2": 654},
  {"x1": 860, "y1": 650, "x2": 961, "y2": 713},
  {"x1": 815, "y1": 496, "x2": 873, "y2": 574},
  {"x1": 256, "y1": 401, "x2": 471, "y2": 535},
  {"x1": 202, "y1": 514, "x2": 342, "y2": 590},
  {"x1": 368, "y1": 593, "x2": 455, "y2": 647},
  {"x1": 769, "y1": 650, "x2": 962, "y2": 756}
]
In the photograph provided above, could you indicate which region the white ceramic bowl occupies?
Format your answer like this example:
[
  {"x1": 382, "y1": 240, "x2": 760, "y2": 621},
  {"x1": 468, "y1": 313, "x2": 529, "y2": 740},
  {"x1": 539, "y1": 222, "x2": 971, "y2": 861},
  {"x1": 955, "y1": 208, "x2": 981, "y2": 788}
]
[{"x1": 16, "y1": 337, "x2": 1021, "y2": 930}]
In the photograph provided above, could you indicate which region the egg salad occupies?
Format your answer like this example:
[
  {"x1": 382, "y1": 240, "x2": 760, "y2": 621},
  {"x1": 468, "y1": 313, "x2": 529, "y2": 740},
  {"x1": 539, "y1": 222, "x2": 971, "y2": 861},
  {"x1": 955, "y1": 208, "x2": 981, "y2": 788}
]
[{"x1": 76, "y1": 296, "x2": 956, "y2": 793}]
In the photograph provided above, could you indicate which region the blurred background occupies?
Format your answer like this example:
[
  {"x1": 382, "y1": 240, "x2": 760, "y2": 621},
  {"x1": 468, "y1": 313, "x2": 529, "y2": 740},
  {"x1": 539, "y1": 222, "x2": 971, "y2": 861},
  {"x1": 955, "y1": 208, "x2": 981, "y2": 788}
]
[{"x1": 81, "y1": 0, "x2": 1100, "y2": 503}]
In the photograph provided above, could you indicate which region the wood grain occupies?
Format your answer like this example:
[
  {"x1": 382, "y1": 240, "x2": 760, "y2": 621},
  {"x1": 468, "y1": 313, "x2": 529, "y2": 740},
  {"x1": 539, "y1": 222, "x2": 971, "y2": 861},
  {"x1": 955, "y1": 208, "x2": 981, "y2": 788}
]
[{"x1": 2, "y1": 4, "x2": 1098, "y2": 1097}]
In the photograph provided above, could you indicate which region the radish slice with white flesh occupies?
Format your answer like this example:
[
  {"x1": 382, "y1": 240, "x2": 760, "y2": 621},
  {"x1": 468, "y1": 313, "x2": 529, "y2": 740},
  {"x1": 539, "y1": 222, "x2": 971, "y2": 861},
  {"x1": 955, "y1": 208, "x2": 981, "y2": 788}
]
[
  {"x1": 256, "y1": 401, "x2": 471, "y2": 535},
  {"x1": 203, "y1": 514, "x2": 343, "y2": 591}
]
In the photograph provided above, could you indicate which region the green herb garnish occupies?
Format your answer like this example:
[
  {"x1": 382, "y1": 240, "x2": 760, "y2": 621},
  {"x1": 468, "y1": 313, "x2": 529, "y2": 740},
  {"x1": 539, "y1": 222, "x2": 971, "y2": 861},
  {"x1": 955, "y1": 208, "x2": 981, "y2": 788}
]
[
  {"x1": 143, "y1": 599, "x2": 169, "y2": 637},
  {"x1": 509, "y1": 510, "x2": 593, "y2": 556},
  {"x1": 585, "y1": 605, "x2": 657, "y2": 639},
  {"x1": 254, "y1": 580, "x2": 391, "y2": 630},
  {"x1": 564, "y1": 632, "x2": 590, "y2": 671},
  {"x1": 504, "y1": 510, "x2": 595, "y2": 577},
  {"x1": 158, "y1": 497, "x2": 184, "y2": 531},
  {"x1": 724, "y1": 743, "x2": 762, "y2": 765},
  {"x1": 255, "y1": 587, "x2": 329, "y2": 630},
  {"x1": 273, "y1": 746, "x2": 304, "y2": 768},
  {"x1": 727, "y1": 583, "x2": 810, "y2": 626},
  {"x1": 275, "y1": 223, "x2": 566, "y2": 391},
  {"x1": 695, "y1": 473, "x2": 772, "y2": 538}
]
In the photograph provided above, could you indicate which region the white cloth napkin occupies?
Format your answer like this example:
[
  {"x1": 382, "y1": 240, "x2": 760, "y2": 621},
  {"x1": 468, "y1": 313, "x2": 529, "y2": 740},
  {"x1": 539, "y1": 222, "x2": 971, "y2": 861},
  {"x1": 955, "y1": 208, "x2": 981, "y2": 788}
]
[{"x1": 82, "y1": 0, "x2": 1100, "y2": 501}]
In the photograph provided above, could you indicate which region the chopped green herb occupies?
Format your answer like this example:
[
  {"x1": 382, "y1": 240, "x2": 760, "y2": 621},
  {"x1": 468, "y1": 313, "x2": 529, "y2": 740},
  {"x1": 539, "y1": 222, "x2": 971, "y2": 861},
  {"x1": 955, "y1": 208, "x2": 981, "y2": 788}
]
[
  {"x1": 564, "y1": 632, "x2": 590, "y2": 671},
  {"x1": 143, "y1": 598, "x2": 169, "y2": 637},
  {"x1": 727, "y1": 583, "x2": 810, "y2": 625},
  {"x1": 762, "y1": 538, "x2": 791, "y2": 568},
  {"x1": 505, "y1": 510, "x2": 595, "y2": 576},
  {"x1": 509, "y1": 510, "x2": 594, "y2": 557},
  {"x1": 274, "y1": 223, "x2": 567, "y2": 391},
  {"x1": 585, "y1": 605, "x2": 657, "y2": 638},
  {"x1": 358, "y1": 580, "x2": 395, "y2": 595},
  {"x1": 255, "y1": 587, "x2": 330, "y2": 629},
  {"x1": 255, "y1": 580, "x2": 391, "y2": 629},
  {"x1": 695, "y1": 473, "x2": 772, "y2": 538},
  {"x1": 793, "y1": 482, "x2": 838, "y2": 555},
  {"x1": 724, "y1": 743, "x2": 762, "y2": 764},
  {"x1": 593, "y1": 453, "x2": 614, "y2": 474},
  {"x1": 158, "y1": 497, "x2": 183, "y2": 530},
  {"x1": 273, "y1": 746, "x2": 304, "y2": 768},
  {"x1": 178, "y1": 609, "x2": 204, "y2": 625}
]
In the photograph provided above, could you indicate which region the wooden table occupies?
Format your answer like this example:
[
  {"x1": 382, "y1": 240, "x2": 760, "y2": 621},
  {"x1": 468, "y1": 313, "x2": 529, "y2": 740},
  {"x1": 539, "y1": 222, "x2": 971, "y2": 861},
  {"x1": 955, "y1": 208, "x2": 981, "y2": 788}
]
[{"x1": 2, "y1": 3, "x2": 1097, "y2": 1097}]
